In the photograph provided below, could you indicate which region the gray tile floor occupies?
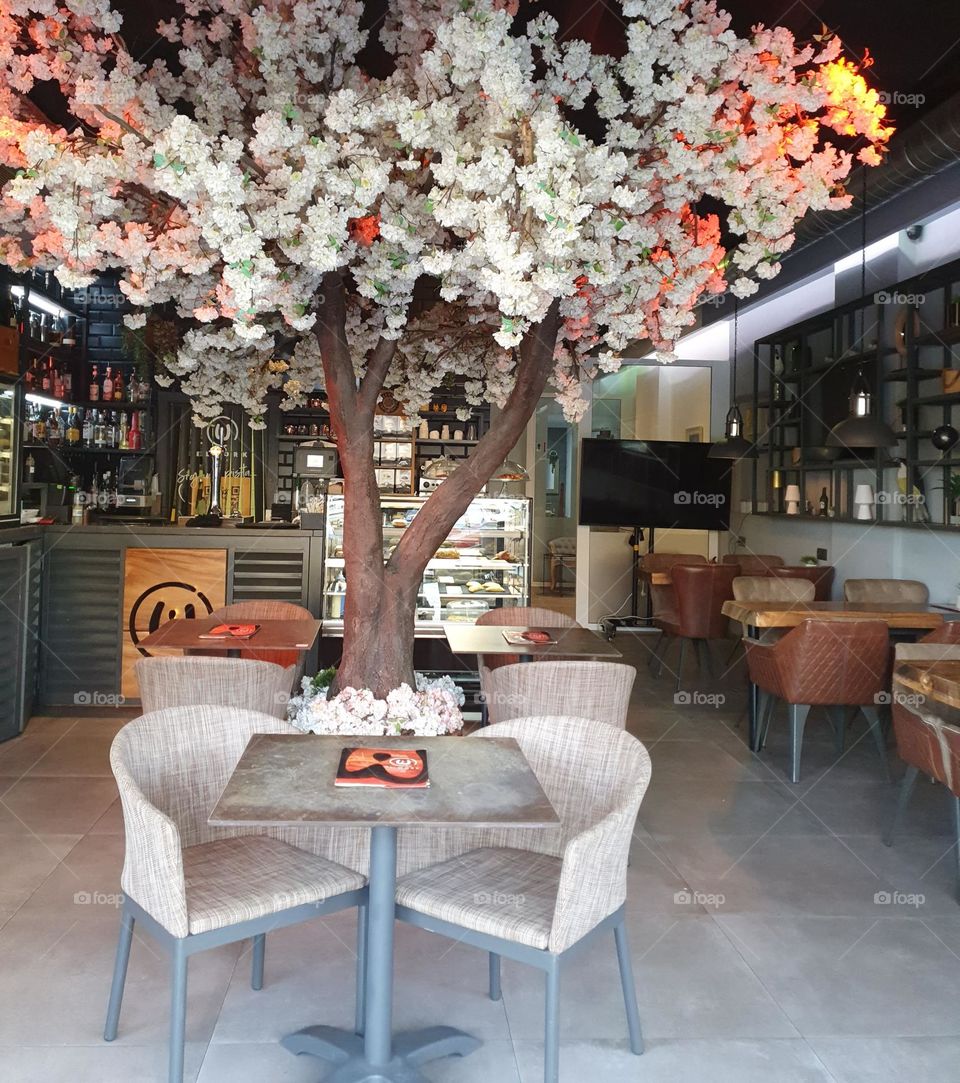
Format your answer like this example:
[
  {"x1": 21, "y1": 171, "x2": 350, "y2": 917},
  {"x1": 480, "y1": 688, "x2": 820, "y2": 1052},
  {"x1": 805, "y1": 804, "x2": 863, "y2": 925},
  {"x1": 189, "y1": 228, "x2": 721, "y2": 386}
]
[{"x1": 1, "y1": 634, "x2": 958, "y2": 1082}]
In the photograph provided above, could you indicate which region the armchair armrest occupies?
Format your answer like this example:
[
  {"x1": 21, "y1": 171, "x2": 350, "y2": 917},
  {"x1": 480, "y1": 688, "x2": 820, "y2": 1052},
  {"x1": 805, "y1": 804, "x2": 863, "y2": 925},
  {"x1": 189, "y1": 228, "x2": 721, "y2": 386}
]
[
  {"x1": 548, "y1": 806, "x2": 633, "y2": 953},
  {"x1": 113, "y1": 763, "x2": 189, "y2": 937}
]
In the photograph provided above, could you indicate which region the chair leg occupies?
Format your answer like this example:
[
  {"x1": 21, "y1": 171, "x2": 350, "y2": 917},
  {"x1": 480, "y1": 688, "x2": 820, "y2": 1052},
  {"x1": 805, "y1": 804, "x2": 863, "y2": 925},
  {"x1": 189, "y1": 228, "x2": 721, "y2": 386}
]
[
  {"x1": 251, "y1": 933, "x2": 265, "y2": 991},
  {"x1": 884, "y1": 765, "x2": 920, "y2": 846},
  {"x1": 168, "y1": 941, "x2": 188, "y2": 1083},
  {"x1": 647, "y1": 632, "x2": 665, "y2": 673},
  {"x1": 826, "y1": 707, "x2": 847, "y2": 755},
  {"x1": 355, "y1": 901, "x2": 368, "y2": 1036},
  {"x1": 656, "y1": 635, "x2": 672, "y2": 677},
  {"x1": 488, "y1": 952, "x2": 502, "y2": 1001},
  {"x1": 696, "y1": 639, "x2": 714, "y2": 678},
  {"x1": 544, "y1": 960, "x2": 560, "y2": 1083},
  {"x1": 758, "y1": 693, "x2": 776, "y2": 751},
  {"x1": 103, "y1": 904, "x2": 135, "y2": 1041},
  {"x1": 673, "y1": 639, "x2": 687, "y2": 694},
  {"x1": 788, "y1": 703, "x2": 811, "y2": 783},
  {"x1": 613, "y1": 921, "x2": 644, "y2": 1055},
  {"x1": 860, "y1": 706, "x2": 891, "y2": 782},
  {"x1": 953, "y1": 794, "x2": 960, "y2": 904},
  {"x1": 725, "y1": 637, "x2": 743, "y2": 667}
]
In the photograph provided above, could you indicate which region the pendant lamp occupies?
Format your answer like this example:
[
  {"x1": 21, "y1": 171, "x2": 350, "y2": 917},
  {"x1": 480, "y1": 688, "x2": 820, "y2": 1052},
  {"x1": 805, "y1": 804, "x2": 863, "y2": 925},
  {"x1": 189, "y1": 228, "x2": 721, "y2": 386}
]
[{"x1": 708, "y1": 298, "x2": 756, "y2": 461}]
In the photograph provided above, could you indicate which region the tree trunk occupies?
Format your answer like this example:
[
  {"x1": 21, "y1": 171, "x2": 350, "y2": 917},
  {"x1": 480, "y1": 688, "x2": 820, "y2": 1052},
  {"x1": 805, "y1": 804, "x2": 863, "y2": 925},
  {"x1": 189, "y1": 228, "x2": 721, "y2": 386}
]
[{"x1": 318, "y1": 275, "x2": 561, "y2": 697}]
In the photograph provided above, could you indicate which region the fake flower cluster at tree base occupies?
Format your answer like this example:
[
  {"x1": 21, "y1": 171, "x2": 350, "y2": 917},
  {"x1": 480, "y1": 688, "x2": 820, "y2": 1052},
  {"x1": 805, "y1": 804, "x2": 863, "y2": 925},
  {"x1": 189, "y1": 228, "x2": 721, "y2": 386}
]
[{"x1": 288, "y1": 674, "x2": 465, "y2": 737}]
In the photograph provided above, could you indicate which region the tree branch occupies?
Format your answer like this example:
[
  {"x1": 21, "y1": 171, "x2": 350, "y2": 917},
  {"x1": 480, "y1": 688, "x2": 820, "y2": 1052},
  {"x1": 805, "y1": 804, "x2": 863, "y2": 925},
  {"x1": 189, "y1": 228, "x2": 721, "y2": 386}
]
[
  {"x1": 389, "y1": 300, "x2": 561, "y2": 574},
  {"x1": 357, "y1": 334, "x2": 399, "y2": 414}
]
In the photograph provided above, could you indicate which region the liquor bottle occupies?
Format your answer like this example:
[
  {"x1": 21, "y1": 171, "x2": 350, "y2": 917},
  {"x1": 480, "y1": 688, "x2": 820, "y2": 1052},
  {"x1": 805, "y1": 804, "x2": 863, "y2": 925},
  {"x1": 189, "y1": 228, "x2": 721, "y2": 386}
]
[
  {"x1": 32, "y1": 409, "x2": 46, "y2": 443},
  {"x1": 818, "y1": 487, "x2": 829, "y2": 517},
  {"x1": 2, "y1": 290, "x2": 15, "y2": 328},
  {"x1": 41, "y1": 357, "x2": 52, "y2": 394},
  {"x1": 23, "y1": 355, "x2": 36, "y2": 391},
  {"x1": 62, "y1": 317, "x2": 76, "y2": 348},
  {"x1": 89, "y1": 364, "x2": 100, "y2": 401},
  {"x1": 81, "y1": 408, "x2": 93, "y2": 447},
  {"x1": 24, "y1": 453, "x2": 35, "y2": 481},
  {"x1": 105, "y1": 411, "x2": 117, "y2": 448},
  {"x1": 15, "y1": 290, "x2": 27, "y2": 335},
  {"x1": 112, "y1": 367, "x2": 124, "y2": 401},
  {"x1": 49, "y1": 314, "x2": 63, "y2": 345},
  {"x1": 47, "y1": 408, "x2": 61, "y2": 445},
  {"x1": 128, "y1": 410, "x2": 142, "y2": 451},
  {"x1": 102, "y1": 366, "x2": 113, "y2": 400},
  {"x1": 93, "y1": 410, "x2": 106, "y2": 449},
  {"x1": 37, "y1": 313, "x2": 48, "y2": 343},
  {"x1": 53, "y1": 362, "x2": 64, "y2": 400},
  {"x1": 118, "y1": 413, "x2": 129, "y2": 450},
  {"x1": 66, "y1": 407, "x2": 80, "y2": 446},
  {"x1": 62, "y1": 363, "x2": 72, "y2": 399}
]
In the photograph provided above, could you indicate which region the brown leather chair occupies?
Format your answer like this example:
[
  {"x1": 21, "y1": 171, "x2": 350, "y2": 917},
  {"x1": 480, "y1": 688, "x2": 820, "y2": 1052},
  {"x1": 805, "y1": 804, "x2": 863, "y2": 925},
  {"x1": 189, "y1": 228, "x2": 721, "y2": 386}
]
[
  {"x1": 640, "y1": 553, "x2": 707, "y2": 673},
  {"x1": 885, "y1": 670, "x2": 960, "y2": 900},
  {"x1": 843, "y1": 578, "x2": 930, "y2": 605},
  {"x1": 743, "y1": 619, "x2": 891, "y2": 783},
  {"x1": 771, "y1": 565, "x2": 835, "y2": 601},
  {"x1": 919, "y1": 623, "x2": 960, "y2": 645},
  {"x1": 726, "y1": 576, "x2": 816, "y2": 658},
  {"x1": 721, "y1": 554, "x2": 784, "y2": 576},
  {"x1": 654, "y1": 563, "x2": 739, "y2": 692}
]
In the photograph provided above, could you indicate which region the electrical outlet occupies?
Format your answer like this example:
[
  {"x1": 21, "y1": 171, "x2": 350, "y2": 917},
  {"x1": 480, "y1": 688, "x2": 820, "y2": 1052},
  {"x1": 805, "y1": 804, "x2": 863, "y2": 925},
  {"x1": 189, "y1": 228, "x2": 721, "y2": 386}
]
[{"x1": 816, "y1": 547, "x2": 828, "y2": 561}]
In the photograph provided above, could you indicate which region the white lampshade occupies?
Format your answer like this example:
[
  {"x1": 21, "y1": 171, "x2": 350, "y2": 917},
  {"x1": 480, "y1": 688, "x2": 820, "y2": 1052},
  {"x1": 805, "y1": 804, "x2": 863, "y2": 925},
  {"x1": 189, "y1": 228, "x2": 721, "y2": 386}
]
[
  {"x1": 854, "y1": 483, "x2": 875, "y2": 520},
  {"x1": 784, "y1": 484, "x2": 801, "y2": 515}
]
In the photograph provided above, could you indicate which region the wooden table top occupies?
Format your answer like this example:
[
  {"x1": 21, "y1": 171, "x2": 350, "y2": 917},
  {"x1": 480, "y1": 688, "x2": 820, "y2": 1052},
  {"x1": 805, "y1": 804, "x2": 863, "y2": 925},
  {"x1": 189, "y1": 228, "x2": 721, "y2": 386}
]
[
  {"x1": 209, "y1": 734, "x2": 560, "y2": 829},
  {"x1": 893, "y1": 644, "x2": 960, "y2": 712},
  {"x1": 136, "y1": 617, "x2": 322, "y2": 653},
  {"x1": 722, "y1": 600, "x2": 945, "y2": 631},
  {"x1": 443, "y1": 624, "x2": 622, "y2": 659}
]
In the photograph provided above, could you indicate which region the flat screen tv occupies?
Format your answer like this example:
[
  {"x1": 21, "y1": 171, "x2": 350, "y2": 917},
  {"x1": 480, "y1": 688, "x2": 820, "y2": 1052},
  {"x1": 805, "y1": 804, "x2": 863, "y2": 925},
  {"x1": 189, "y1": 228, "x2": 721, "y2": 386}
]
[{"x1": 579, "y1": 439, "x2": 732, "y2": 529}]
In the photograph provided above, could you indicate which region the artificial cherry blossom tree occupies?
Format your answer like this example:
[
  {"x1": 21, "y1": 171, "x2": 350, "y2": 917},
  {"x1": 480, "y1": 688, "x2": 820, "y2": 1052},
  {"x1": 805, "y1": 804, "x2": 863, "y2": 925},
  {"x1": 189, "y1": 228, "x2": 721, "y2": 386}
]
[{"x1": 0, "y1": 0, "x2": 891, "y2": 694}]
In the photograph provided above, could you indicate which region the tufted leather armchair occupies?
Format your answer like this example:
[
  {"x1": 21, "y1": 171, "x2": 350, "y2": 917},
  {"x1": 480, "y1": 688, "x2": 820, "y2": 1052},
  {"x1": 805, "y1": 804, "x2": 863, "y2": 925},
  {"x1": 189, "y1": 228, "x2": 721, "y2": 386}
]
[
  {"x1": 771, "y1": 565, "x2": 835, "y2": 601},
  {"x1": 653, "y1": 563, "x2": 739, "y2": 692},
  {"x1": 721, "y1": 554, "x2": 784, "y2": 576},
  {"x1": 843, "y1": 578, "x2": 930, "y2": 605},
  {"x1": 743, "y1": 619, "x2": 891, "y2": 783}
]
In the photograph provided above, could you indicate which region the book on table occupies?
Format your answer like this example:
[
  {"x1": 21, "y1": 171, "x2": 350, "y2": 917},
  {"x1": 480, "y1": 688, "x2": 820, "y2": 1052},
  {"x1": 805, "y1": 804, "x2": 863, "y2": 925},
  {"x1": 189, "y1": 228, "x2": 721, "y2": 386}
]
[
  {"x1": 197, "y1": 623, "x2": 260, "y2": 640},
  {"x1": 501, "y1": 628, "x2": 555, "y2": 646},
  {"x1": 335, "y1": 748, "x2": 430, "y2": 788}
]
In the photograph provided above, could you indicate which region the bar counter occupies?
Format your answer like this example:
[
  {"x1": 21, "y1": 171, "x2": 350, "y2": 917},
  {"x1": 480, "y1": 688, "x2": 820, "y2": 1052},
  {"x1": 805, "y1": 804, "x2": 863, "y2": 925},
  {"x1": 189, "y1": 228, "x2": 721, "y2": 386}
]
[{"x1": 22, "y1": 521, "x2": 325, "y2": 709}]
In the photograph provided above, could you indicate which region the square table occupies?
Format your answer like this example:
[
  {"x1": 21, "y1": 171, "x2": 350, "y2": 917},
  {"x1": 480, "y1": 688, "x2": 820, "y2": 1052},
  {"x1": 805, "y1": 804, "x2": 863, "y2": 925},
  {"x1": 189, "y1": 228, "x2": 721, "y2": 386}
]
[
  {"x1": 209, "y1": 733, "x2": 559, "y2": 1082},
  {"x1": 444, "y1": 623, "x2": 622, "y2": 661},
  {"x1": 722, "y1": 600, "x2": 945, "y2": 751},
  {"x1": 136, "y1": 617, "x2": 321, "y2": 658}
]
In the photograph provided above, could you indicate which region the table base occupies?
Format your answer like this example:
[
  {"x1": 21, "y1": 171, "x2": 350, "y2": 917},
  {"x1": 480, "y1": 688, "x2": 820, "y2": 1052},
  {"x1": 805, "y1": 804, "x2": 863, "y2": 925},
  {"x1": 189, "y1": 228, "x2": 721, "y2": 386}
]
[{"x1": 283, "y1": 1024, "x2": 481, "y2": 1082}]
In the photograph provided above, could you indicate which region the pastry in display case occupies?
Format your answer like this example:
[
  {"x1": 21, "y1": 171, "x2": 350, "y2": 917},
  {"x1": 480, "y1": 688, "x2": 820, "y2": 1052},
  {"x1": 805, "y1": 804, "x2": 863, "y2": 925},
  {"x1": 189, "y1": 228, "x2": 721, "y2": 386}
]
[{"x1": 321, "y1": 494, "x2": 531, "y2": 634}]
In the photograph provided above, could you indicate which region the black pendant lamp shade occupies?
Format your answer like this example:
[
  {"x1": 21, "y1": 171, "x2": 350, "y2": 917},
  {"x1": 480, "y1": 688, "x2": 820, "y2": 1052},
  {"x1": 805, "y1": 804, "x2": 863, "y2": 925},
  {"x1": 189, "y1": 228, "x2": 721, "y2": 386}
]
[
  {"x1": 826, "y1": 369, "x2": 898, "y2": 449},
  {"x1": 708, "y1": 299, "x2": 757, "y2": 461}
]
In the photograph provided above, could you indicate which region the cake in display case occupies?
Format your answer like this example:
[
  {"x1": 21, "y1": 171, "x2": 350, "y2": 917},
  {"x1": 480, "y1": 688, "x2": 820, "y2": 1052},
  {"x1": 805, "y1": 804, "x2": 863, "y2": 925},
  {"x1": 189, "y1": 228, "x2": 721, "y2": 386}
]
[{"x1": 321, "y1": 495, "x2": 532, "y2": 634}]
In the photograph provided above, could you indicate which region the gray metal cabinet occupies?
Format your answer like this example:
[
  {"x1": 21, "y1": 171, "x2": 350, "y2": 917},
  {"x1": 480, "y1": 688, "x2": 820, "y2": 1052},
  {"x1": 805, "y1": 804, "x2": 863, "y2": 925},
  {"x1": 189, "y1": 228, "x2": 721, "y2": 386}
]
[{"x1": 0, "y1": 539, "x2": 41, "y2": 740}]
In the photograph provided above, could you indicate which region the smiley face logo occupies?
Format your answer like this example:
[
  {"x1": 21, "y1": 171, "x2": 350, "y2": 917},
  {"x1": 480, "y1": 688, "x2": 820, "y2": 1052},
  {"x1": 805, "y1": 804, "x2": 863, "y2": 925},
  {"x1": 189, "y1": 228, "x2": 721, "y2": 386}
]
[{"x1": 129, "y1": 580, "x2": 215, "y2": 656}]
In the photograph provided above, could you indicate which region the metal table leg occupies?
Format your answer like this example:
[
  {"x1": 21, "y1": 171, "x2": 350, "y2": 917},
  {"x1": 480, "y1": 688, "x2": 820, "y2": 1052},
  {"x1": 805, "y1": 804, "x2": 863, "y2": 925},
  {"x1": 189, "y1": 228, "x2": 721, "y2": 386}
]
[
  {"x1": 747, "y1": 624, "x2": 760, "y2": 752},
  {"x1": 282, "y1": 825, "x2": 480, "y2": 1081}
]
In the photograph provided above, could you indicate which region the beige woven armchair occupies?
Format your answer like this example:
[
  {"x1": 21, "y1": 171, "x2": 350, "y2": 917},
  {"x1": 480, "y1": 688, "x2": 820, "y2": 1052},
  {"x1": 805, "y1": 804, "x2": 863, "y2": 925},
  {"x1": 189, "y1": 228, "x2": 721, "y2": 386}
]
[
  {"x1": 395, "y1": 716, "x2": 652, "y2": 1083},
  {"x1": 104, "y1": 706, "x2": 367, "y2": 1083},
  {"x1": 133, "y1": 656, "x2": 294, "y2": 717},
  {"x1": 483, "y1": 660, "x2": 635, "y2": 726}
]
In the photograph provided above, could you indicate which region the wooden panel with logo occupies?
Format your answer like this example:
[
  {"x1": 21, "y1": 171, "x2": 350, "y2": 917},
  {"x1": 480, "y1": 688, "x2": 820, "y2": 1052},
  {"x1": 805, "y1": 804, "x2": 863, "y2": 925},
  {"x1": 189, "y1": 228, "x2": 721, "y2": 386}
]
[{"x1": 121, "y1": 547, "x2": 227, "y2": 698}]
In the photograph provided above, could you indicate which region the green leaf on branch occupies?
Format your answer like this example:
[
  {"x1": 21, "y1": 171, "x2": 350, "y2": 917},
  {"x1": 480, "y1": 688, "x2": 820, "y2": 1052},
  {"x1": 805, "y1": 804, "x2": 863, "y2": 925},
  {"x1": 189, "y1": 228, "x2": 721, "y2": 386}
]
[{"x1": 153, "y1": 152, "x2": 167, "y2": 169}]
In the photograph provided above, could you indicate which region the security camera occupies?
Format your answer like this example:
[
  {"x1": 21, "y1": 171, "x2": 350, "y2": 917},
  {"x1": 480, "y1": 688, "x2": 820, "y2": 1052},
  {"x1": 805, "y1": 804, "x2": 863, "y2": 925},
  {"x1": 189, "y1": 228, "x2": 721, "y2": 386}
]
[{"x1": 905, "y1": 224, "x2": 924, "y2": 242}]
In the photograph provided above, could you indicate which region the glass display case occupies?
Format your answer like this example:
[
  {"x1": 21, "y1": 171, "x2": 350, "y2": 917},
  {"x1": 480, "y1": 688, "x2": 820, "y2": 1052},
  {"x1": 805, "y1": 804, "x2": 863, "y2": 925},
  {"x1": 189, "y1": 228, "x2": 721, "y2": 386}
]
[
  {"x1": 0, "y1": 381, "x2": 19, "y2": 523},
  {"x1": 322, "y1": 494, "x2": 532, "y2": 635}
]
